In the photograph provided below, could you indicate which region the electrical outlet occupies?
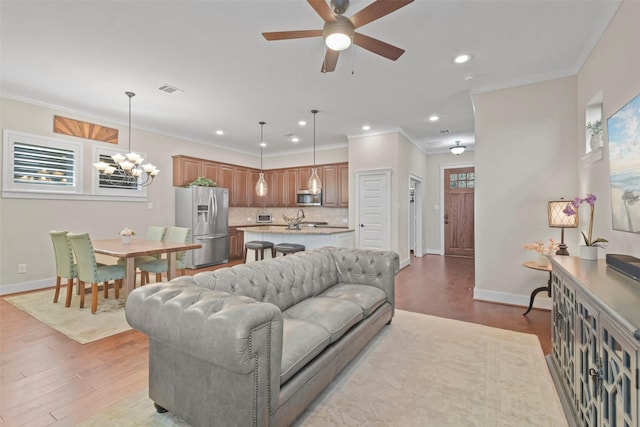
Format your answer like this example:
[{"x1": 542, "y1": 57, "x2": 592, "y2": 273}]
[
  {"x1": 18, "y1": 264, "x2": 27, "y2": 274},
  {"x1": 148, "y1": 202, "x2": 153, "y2": 210}
]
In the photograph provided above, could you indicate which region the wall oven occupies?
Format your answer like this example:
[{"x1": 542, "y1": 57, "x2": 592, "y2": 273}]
[{"x1": 296, "y1": 190, "x2": 322, "y2": 206}]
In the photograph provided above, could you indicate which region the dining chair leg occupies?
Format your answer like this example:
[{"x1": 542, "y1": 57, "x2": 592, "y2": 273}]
[
  {"x1": 53, "y1": 276, "x2": 62, "y2": 303},
  {"x1": 156, "y1": 273, "x2": 162, "y2": 283},
  {"x1": 144, "y1": 272, "x2": 150, "y2": 285},
  {"x1": 114, "y1": 279, "x2": 120, "y2": 299},
  {"x1": 103, "y1": 281, "x2": 109, "y2": 298},
  {"x1": 79, "y1": 281, "x2": 86, "y2": 308},
  {"x1": 65, "y1": 278, "x2": 74, "y2": 307},
  {"x1": 91, "y1": 283, "x2": 98, "y2": 314}
]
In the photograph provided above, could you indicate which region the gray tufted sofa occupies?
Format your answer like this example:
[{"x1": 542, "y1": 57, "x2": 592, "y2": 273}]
[{"x1": 125, "y1": 247, "x2": 399, "y2": 427}]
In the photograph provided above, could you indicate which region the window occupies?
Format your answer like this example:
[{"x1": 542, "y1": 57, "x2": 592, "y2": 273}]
[
  {"x1": 3, "y1": 130, "x2": 83, "y2": 195},
  {"x1": 92, "y1": 146, "x2": 148, "y2": 198}
]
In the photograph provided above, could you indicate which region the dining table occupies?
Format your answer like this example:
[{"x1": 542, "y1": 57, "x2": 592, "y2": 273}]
[{"x1": 92, "y1": 238, "x2": 202, "y2": 300}]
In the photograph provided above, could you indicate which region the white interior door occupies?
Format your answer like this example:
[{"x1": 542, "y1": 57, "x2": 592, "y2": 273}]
[{"x1": 356, "y1": 170, "x2": 391, "y2": 250}]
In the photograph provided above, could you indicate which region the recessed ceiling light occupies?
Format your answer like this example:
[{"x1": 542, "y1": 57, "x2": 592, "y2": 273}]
[
  {"x1": 362, "y1": 125, "x2": 371, "y2": 131},
  {"x1": 215, "y1": 130, "x2": 224, "y2": 135},
  {"x1": 291, "y1": 136, "x2": 300, "y2": 143},
  {"x1": 298, "y1": 120, "x2": 307, "y2": 126},
  {"x1": 428, "y1": 115, "x2": 440, "y2": 122},
  {"x1": 260, "y1": 142, "x2": 266, "y2": 147},
  {"x1": 453, "y1": 54, "x2": 473, "y2": 64}
]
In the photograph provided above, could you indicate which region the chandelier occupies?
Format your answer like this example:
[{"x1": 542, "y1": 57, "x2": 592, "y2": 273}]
[{"x1": 93, "y1": 91, "x2": 159, "y2": 187}]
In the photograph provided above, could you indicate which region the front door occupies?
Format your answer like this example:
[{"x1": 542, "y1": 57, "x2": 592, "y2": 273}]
[{"x1": 444, "y1": 167, "x2": 475, "y2": 258}]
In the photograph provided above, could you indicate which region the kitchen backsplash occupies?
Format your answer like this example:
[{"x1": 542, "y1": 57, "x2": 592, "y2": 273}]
[{"x1": 229, "y1": 207, "x2": 349, "y2": 226}]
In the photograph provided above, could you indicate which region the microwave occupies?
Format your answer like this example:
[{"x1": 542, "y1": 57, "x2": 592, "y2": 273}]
[{"x1": 296, "y1": 190, "x2": 322, "y2": 206}]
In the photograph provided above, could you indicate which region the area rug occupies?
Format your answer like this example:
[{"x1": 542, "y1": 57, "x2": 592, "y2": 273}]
[
  {"x1": 4, "y1": 287, "x2": 131, "y2": 344},
  {"x1": 78, "y1": 310, "x2": 567, "y2": 426}
]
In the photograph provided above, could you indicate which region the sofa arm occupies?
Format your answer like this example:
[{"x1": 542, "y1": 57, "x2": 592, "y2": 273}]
[
  {"x1": 125, "y1": 281, "x2": 283, "y2": 390},
  {"x1": 330, "y1": 248, "x2": 399, "y2": 311}
]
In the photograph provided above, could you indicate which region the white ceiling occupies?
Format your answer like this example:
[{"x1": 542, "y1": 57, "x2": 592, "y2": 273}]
[{"x1": 0, "y1": 0, "x2": 620, "y2": 157}]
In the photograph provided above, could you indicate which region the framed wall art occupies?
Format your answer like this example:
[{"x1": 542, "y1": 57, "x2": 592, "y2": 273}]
[{"x1": 606, "y1": 92, "x2": 640, "y2": 233}]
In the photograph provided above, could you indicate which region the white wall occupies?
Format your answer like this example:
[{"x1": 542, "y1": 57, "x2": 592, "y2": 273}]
[
  {"x1": 0, "y1": 98, "x2": 298, "y2": 293},
  {"x1": 424, "y1": 150, "x2": 475, "y2": 254},
  {"x1": 473, "y1": 76, "x2": 579, "y2": 308},
  {"x1": 264, "y1": 146, "x2": 347, "y2": 169},
  {"x1": 347, "y1": 131, "x2": 430, "y2": 268},
  {"x1": 576, "y1": 0, "x2": 640, "y2": 258}
]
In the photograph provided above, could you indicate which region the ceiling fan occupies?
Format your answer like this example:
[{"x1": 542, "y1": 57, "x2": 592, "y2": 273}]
[{"x1": 262, "y1": 0, "x2": 414, "y2": 73}]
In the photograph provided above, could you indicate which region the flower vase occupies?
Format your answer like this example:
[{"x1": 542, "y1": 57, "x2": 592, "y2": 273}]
[
  {"x1": 579, "y1": 245, "x2": 598, "y2": 261},
  {"x1": 121, "y1": 235, "x2": 131, "y2": 244},
  {"x1": 590, "y1": 134, "x2": 602, "y2": 151},
  {"x1": 536, "y1": 255, "x2": 549, "y2": 267}
]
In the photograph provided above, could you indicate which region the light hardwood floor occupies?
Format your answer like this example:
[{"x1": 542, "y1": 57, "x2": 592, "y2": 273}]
[{"x1": 0, "y1": 253, "x2": 550, "y2": 425}]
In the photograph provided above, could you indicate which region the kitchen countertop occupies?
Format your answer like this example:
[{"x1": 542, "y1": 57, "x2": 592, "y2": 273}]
[{"x1": 237, "y1": 225, "x2": 354, "y2": 235}]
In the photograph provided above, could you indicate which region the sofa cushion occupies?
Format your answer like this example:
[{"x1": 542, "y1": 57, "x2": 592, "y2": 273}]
[
  {"x1": 284, "y1": 297, "x2": 363, "y2": 343},
  {"x1": 281, "y1": 319, "x2": 331, "y2": 384},
  {"x1": 320, "y1": 284, "x2": 387, "y2": 317}
]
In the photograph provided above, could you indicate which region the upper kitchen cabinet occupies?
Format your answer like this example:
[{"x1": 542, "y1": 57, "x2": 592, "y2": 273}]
[
  {"x1": 201, "y1": 161, "x2": 219, "y2": 184},
  {"x1": 322, "y1": 163, "x2": 348, "y2": 207},
  {"x1": 172, "y1": 155, "x2": 201, "y2": 186},
  {"x1": 297, "y1": 167, "x2": 312, "y2": 191},
  {"x1": 233, "y1": 166, "x2": 248, "y2": 207},
  {"x1": 285, "y1": 168, "x2": 299, "y2": 207}
]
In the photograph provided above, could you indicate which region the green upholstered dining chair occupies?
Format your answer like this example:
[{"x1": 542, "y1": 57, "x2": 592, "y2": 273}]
[
  {"x1": 67, "y1": 232, "x2": 126, "y2": 314},
  {"x1": 49, "y1": 230, "x2": 77, "y2": 307},
  {"x1": 139, "y1": 226, "x2": 191, "y2": 285},
  {"x1": 117, "y1": 225, "x2": 167, "y2": 286}
]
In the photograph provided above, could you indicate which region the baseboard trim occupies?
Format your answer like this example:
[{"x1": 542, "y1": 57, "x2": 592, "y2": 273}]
[
  {"x1": 473, "y1": 288, "x2": 552, "y2": 311},
  {"x1": 1, "y1": 278, "x2": 55, "y2": 296},
  {"x1": 424, "y1": 249, "x2": 443, "y2": 255}
]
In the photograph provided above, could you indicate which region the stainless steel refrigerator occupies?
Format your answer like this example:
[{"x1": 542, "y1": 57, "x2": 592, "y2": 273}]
[{"x1": 175, "y1": 186, "x2": 229, "y2": 268}]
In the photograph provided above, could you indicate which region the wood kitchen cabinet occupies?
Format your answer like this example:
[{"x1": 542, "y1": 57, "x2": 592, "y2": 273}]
[
  {"x1": 338, "y1": 163, "x2": 349, "y2": 206},
  {"x1": 202, "y1": 161, "x2": 219, "y2": 184},
  {"x1": 228, "y1": 227, "x2": 244, "y2": 260},
  {"x1": 234, "y1": 166, "x2": 248, "y2": 207},
  {"x1": 173, "y1": 155, "x2": 348, "y2": 208},
  {"x1": 321, "y1": 163, "x2": 348, "y2": 207},
  {"x1": 172, "y1": 155, "x2": 202, "y2": 186},
  {"x1": 285, "y1": 168, "x2": 299, "y2": 207}
]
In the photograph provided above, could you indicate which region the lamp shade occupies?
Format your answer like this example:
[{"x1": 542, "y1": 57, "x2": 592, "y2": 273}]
[{"x1": 548, "y1": 200, "x2": 579, "y2": 228}]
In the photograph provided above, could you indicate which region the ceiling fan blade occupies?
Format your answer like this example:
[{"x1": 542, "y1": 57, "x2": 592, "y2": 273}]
[
  {"x1": 308, "y1": 0, "x2": 336, "y2": 22},
  {"x1": 353, "y1": 32, "x2": 405, "y2": 60},
  {"x1": 262, "y1": 29, "x2": 323, "y2": 41},
  {"x1": 350, "y1": 0, "x2": 414, "y2": 29},
  {"x1": 321, "y1": 49, "x2": 340, "y2": 73}
]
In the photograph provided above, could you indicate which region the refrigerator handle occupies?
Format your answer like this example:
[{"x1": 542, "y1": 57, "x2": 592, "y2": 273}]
[{"x1": 211, "y1": 190, "x2": 217, "y2": 227}]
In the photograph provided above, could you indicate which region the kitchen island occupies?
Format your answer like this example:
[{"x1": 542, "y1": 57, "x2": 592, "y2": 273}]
[{"x1": 237, "y1": 225, "x2": 355, "y2": 262}]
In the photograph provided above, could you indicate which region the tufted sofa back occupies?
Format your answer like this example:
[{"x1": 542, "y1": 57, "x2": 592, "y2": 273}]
[{"x1": 177, "y1": 248, "x2": 340, "y2": 312}]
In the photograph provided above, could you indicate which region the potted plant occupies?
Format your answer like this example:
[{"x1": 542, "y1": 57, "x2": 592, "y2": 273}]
[
  {"x1": 186, "y1": 177, "x2": 217, "y2": 187},
  {"x1": 586, "y1": 120, "x2": 603, "y2": 150},
  {"x1": 563, "y1": 193, "x2": 608, "y2": 260}
]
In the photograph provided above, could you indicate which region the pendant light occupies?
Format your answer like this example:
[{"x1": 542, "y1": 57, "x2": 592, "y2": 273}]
[
  {"x1": 255, "y1": 121, "x2": 268, "y2": 197},
  {"x1": 94, "y1": 91, "x2": 159, "y2": 186},
  {"x1": 450, "y1": 140, "x2": 466, "y2": 155},
  {"x1": 307, "y1": 109, "x2": 322, "y2": 195}
]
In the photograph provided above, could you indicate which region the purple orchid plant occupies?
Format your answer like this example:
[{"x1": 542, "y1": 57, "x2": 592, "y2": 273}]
[{"x1": 563, "y1": 193, "x2": 608, "y2": 247}]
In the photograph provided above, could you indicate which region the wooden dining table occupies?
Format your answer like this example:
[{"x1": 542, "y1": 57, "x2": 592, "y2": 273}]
[{"x1": 92, "y1": 238, "x2": 202, "y2": 299}]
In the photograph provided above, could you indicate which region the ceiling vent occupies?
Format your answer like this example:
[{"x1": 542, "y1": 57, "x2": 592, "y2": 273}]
[
  {"x1": 158, "y1": 84, "x2": 183, "y2": 94},
  {"x1": 440, "y1": 129, "x2": 451, "y2": 134}
]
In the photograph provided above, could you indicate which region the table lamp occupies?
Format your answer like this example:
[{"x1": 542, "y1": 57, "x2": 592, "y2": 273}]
[{"x1": 548, "y1": 199, "x2": 579, "y2": 255}]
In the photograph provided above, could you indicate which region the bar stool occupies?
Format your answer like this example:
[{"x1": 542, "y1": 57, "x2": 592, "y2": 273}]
[
  {"x1": 244, "y1": 241, "x2": 275, "y2": 263},
  {"x1": 274, "y1": 243, "x2": 306, "y2": 257}
]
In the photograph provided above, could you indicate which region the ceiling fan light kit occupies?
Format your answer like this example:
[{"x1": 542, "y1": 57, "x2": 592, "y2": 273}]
[
  {"x1": 323, "y1": 16, "x2": 354, "y2": 51},
  {"x1": 262, "y1": 0, "x2": 414, "y2": 73}
]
